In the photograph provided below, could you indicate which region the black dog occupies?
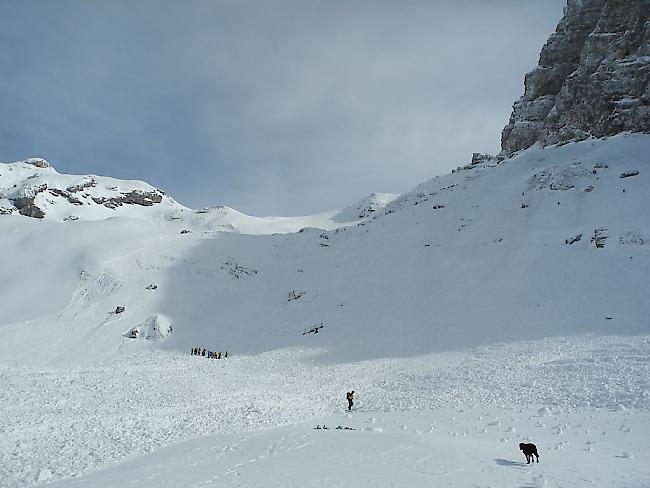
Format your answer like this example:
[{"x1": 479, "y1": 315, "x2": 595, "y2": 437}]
[{"x1": 519, "y1": 443, "x2": 539, "y2": 463}]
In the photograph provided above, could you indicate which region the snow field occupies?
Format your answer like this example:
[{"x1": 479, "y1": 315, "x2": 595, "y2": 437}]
[
  {"x1": 1, "y1": 334, "x2": 648, "y2": 487},
  {"x1": 42, "y1": 402, "x2": 650, "y2": 487}
]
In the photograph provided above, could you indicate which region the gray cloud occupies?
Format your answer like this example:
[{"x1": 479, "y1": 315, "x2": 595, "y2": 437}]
[{"x1": 0, "y1": 0, "x2": 565, "y2": 215}]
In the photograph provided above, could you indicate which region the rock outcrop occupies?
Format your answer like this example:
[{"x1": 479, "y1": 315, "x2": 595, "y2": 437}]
[
  {"x1": 25, "y1": 158, "x2": 50, "y2": 168},
  {"x1": 452, "y1": 152, "x2": 499, "y2": 173},
  {"x1": 13, "y1": 184, "x2": 48, "y2": 219},
  {"x1": 91, "y1": 190, "x2": 163, "y2": 209},
  {"x1": 501, "y1": 0, "x2": 650, "y2": 155},
  {"x1": 125, "y1": 314, "x2": 173, "y2": 341},
  {"x1": 0, "y1": 159, "x2": 171, "y2": 220}
]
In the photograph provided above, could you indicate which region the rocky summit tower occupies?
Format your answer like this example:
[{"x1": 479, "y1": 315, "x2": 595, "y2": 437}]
[{"x1": 501, "y1": 0, "x2": 650, "y2": 155}]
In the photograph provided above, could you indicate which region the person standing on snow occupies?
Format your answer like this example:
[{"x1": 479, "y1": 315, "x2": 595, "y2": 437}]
[{"x1": 346, "y1": 391, "x2": 354, "y2": 411}]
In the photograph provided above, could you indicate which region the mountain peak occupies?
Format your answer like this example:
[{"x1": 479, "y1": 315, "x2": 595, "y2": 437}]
[
  {"x1": 23, "y1": 157, "x2": 51, "y2": 168},
  {"x1": 501, "y1": 0, "x2": 650, "y2": 155}
]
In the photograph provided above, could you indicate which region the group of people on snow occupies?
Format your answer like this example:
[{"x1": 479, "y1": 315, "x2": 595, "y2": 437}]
[{"x1": 191, "y1": 347, "x2": 228, "y2": 359}]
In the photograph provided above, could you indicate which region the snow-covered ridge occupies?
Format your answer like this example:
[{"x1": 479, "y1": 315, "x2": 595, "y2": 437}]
[
  {"x1": 0, "y1": 158, "x2": 391, "y2": 234},
  {"x1": 0, "y1": 158, "x2": 175, "y2": 221},
  {"x1": 332, "y1": 192, "x2": 399, "y2": 222}
]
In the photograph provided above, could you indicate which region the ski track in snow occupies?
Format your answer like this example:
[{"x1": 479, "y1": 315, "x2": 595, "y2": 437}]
[{"x1": 1, "y1": 334, "x2": 649, "y2": 487}]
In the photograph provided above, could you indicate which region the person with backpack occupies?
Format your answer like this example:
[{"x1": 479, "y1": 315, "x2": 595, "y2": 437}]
[{"x1": 346, "y1": 391, "x2": 354, "y2": 411}]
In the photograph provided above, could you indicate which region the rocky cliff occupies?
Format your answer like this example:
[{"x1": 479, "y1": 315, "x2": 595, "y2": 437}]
[
  {"x1": 0, "y1": 158, "x2": 172, "y2": 221},
  {"x1": 501, "y1": 0, "x2": 650, "y2": 155}
]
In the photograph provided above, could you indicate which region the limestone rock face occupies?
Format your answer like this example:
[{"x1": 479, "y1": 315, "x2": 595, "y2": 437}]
[
  {"x1": 501, "y1": 0, "x2": 650, "y2": 155},
  {"x1": 13, "y1": 184, "x2": 48, "y2": 219},
  {"x1": 25, "y1": 158, "x2": 50, "y2": 168},
  {"x1": 0, "y1": 159, "x2": 172, "y2": 221},
  {"x1": 91, "y1": 190, "x2": 164, "y2": 209}
]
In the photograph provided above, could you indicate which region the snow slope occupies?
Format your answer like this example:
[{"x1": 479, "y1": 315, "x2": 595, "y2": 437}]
[
  {"x1": 45, "y1": 404, "x2": 650, "y2": 488},
  {"x1": 3, "y1": 337, "x2": 649, "y2": 487},
  {"x1": 332, "y1": 192, "x2": 399, "y2": 222},
  {"x1": 3, "y1": 134, "x2": 647, "y2": 364},
  {"x1": 1, "y1": 134, "x2": 649, "y2": 487}
]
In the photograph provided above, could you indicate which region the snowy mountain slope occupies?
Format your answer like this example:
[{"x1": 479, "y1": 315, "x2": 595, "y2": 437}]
[
  {"x1": 3, "y1": 0, "x2": 650, "y2": 484},
  {"x1": 1, "y1": 135, "x2": 648, "y2": 487},
  {"x1": 331, "y1": 192, "x2": 398, "y2": 222},
  {"x1": 0, "y1": 134, "x2": 648, "y2": 367},
  {"x1": 157, "y1": 134, "x2": 650, "y2": 362},
  {"x1": 0, "y1": 158, "x2": 383, "y2": 234}
]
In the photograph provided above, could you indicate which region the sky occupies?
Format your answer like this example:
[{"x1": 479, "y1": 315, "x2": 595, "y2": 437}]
[{"x1": 0, "y1": 0, "x2": 566, "y2": 216}]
